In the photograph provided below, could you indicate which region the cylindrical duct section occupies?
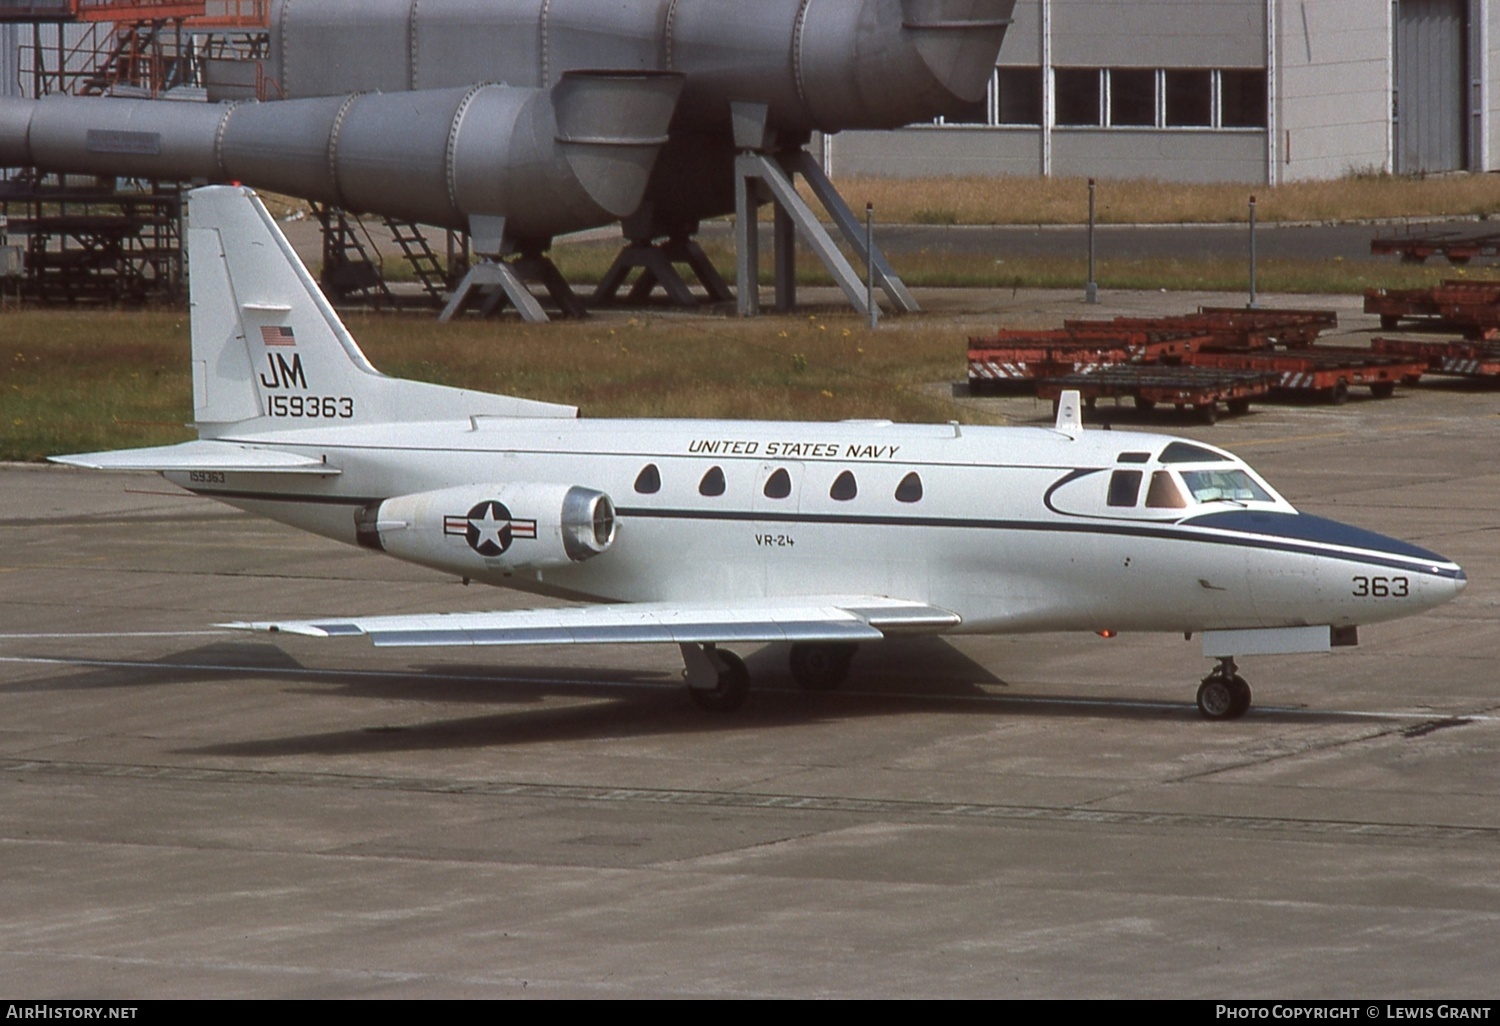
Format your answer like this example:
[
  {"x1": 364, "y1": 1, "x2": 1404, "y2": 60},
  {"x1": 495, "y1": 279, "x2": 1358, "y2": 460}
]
[
  {"x1": 0, "y1": 70, "x2": 682, "y2": 240},
  {"x1": 263, "y1": 0, "x2": 1013, "y2": 136}
]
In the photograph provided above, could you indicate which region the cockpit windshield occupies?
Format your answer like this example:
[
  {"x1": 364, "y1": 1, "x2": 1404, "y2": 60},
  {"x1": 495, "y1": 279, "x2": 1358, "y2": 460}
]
[{"x1": 1179, "y1": 468, "x2": 1274, "y2": 505}]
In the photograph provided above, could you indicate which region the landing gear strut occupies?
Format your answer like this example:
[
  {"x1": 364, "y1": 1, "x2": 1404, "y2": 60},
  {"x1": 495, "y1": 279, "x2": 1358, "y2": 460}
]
[
  {"x1": 681, "y1": 643, "x2": 750, "y2": 713},
  {"x1": 1196, "y1": 657, "x2": 1252, "y2": 720},
  {"x1": 788, "y1": 642, "x2": 857, "y2": 691}
]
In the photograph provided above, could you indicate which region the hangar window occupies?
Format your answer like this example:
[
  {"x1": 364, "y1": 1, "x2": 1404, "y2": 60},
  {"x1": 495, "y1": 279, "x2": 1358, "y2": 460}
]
[
  {"x1": 1165, "y1": 69, "x2": 1212, "y2": 127},
  {"x1": 1219, "y1": 69, "x2": 1267, "y2": 128},
  {"x1": 763, "y1": 467, "x2": 792, "y2": 499},
  {"x1": 1145, "y1": 471, "x2": 1188, "y2": 509},
  {"x1": 1108, "y1": 470, "x2": 1144, "y2": 507},
  {"x1": 830, "y1": 470, "x2": 858, "y2": 501},
  {"x1": 634, "y1": 463, "x2": 661, "y2": 494},
  {"x1": 699, "y1": 465, "x2": 726, "y2": 497},
  {"x1": 1108, "y1": 69, "x2": 1156, "y2": 127},
  {"x1": 1054, "y1": 68, "x2": 1102, "y2": 126},
  {"x1": 997, "y1": 68, "x2": 1043, "y2": 126},
  {"x1": 895, "y1": 471, "x2": 924, "y2": 503}
]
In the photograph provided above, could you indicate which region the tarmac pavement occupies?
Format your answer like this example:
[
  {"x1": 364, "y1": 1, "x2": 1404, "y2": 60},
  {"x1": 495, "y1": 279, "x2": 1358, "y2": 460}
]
[{"x1": 1, "y1": 288, "x2": 1498, "y2": 998}]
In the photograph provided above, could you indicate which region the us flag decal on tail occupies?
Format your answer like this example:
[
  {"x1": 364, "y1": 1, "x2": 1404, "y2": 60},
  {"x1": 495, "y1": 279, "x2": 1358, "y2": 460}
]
[{"x1": 261, "y1": 325, "x2": 296, "y2": 347}]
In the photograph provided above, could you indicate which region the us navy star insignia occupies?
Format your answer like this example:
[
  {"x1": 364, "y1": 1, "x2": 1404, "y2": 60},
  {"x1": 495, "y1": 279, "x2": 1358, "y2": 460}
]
[{"x1": 443, "y1": 500, "x2": 538, "y2": 556}]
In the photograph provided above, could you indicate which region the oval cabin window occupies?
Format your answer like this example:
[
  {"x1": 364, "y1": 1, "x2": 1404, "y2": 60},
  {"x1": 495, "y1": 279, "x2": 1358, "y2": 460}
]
[
  {"x1": 895, "y1": 471, "x2": 923, "y2": 503},
  {"x1": 830, "y1": 470, "x2": 857, "y2": 501},
  {"x1": 634, "y1": 463, "x2": 661, "y2": 494},
  {"x1": 763, "y1": 467, "x2": 792, "y2": 499},
  {"x1": 699, "y1": 465, "x2": 726, "y2": 497}
]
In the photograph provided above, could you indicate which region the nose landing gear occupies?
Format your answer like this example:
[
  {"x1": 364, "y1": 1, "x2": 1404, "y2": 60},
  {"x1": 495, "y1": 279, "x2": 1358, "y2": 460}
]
[{"x1": 1196, "y1": 656, "x2": 1252, "y2": 720}]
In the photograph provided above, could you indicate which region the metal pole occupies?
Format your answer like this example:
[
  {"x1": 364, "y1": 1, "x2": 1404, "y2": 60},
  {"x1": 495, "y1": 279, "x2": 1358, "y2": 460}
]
[
  {"x1": 866, "y1": 202, "x2": 878, "y2": 330},
  {"x1": 1248, "y1": 194, "x2": 1258, "y2": 309},
  {"x1": 1085, "y1": 177, "x2": 1097, "y2": 304}
]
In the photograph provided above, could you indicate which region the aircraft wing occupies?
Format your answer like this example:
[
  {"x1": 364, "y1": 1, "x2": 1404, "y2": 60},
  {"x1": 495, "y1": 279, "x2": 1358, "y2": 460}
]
[
  {"x1": 223, "y1": 596, "x2": 960, "y2": 648},
  {"x1": 51, "y1": 439, "x2": 340, "y2": 475}
]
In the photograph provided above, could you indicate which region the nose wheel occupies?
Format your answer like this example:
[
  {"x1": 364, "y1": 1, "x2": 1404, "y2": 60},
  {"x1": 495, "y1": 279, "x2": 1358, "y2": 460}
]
[{"x1": 1196, "y1": 657, "x2": 1252, "y2": 720}]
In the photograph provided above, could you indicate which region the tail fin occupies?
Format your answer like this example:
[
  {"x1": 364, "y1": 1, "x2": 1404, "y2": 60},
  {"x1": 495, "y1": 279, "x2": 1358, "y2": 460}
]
[{"x1": 186, "y1": 185, "x2": 575, "y2": 436}]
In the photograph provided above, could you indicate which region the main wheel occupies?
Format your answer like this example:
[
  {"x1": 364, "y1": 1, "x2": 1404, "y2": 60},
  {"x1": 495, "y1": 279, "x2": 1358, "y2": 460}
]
[
  {"x1": 789, "y1": 642, "x2": 856, "y2": 691},
  {"x1": 688, "y1": 649, "x2": 750, "y2": 713}
]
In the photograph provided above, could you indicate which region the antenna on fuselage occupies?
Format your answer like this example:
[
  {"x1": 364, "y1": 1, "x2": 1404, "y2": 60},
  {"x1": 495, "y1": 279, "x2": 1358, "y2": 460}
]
[{"x1": 1054, "y1": 389, "x2": 1084, "y2": 437}]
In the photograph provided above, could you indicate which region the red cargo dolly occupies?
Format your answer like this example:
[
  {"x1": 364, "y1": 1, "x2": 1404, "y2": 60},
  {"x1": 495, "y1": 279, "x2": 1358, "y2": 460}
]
[
  {"x1": 1371, "y1": 231, "x2": 1500, "y2": 265},
  {"x1": 1187, "y1": 347, "x2": 1428, "y2": 402},
  {"x1": 1365, "y1": 280, "x2": 1500, "y2": 334},
  {"x1": 1066, "y1": 307, "x2": 1337, "y2": 349},
  {"x1": 1034, "y1": 368, "x2": 1278, "y2": 424},
  {"x1": 968, "y1": 332, "x2": 1132, "y2": 388},
  {"x1": 1371, "y1": 337, "x2": 1500, "y2": 379}
]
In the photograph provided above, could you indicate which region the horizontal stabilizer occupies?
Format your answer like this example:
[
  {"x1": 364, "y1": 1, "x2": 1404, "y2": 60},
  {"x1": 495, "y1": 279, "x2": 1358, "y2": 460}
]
[
  {"x1": 224, "y1": 596, "x2": 960, "y2": 648},
  {"x1": 51, "y1": 439, "x2": 341, "y2": 475}
]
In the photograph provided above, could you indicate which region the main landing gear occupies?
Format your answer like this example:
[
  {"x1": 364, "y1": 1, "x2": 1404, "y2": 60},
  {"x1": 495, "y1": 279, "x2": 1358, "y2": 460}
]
[
  {"x1": 681, "y1": 643, "x2": 751, "y2": 713},
  {"x1": 1196, "y1": 656, "x2": 1252, "y2": 720},
  {"x1": 681, "y1": 642, "x2": 860, "y2": 712},
  {"x1": 788, "y1": 642, "x2": 857, "y2": 691}
]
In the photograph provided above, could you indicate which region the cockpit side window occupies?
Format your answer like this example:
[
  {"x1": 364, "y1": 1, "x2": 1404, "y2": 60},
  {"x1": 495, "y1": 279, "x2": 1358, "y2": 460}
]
[
  {"x1": 1145, "y1": 470, "x2": 1188, "y2": 508},
  {"x1": 1107, "y1": 470, "x2": 1143, "y2": 507},
  {"x1": 1159, "y1": 442, "x2": 1229, "y2": 464}
]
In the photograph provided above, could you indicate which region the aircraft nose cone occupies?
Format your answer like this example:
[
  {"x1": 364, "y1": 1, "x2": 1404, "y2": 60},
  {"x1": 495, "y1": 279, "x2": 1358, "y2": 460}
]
[{"x1": 1455, "y1": 568, "x2": 1468, "y2": 594}]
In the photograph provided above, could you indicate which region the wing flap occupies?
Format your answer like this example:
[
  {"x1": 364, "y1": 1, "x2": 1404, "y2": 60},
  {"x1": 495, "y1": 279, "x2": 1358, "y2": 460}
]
[
  {"x1": 226, "y1": 596, "x2": 959, "y2": 648},
  {"x1": 51, "y1": 439, "x2": 340, "y2": 475}
]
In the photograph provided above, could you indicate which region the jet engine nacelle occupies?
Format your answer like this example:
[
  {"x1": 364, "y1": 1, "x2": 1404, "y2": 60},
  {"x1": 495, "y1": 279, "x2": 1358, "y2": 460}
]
[{"x1": 356, "y1": 483, "x2": 616, "y2": 576}]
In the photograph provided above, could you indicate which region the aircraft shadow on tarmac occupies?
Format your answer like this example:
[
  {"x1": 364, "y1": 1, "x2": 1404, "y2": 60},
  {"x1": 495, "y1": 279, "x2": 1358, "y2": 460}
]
[{"x1": 3, "y1": 635, "x2": 1378, "y2": 757}]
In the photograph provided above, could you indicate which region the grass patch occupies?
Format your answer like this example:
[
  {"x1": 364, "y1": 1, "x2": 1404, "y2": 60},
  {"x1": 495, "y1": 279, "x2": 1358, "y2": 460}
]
[
  {"x1": 826, "y1": 172, "x2": 1500, "y2": 225},
  {"x1": 548, "y1": 235, "x2": 1467, "y2": 295},
  {"x1": 2, "y1": 309, "x2": 1001, "y2": 462}
]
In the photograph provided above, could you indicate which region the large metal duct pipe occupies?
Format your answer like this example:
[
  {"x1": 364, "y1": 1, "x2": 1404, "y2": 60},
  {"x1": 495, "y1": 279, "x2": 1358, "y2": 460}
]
[
  {"x1": 0, "y1": 71, "x2": 683, "y2": 240},
  {"x1": 262, "y1": 0, "x2": 1013, "y2": 136}
]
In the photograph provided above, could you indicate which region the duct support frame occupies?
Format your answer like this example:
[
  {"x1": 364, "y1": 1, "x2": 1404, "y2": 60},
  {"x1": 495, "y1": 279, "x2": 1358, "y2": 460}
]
[{"x1": 730, "y1": 103, "x2": 917, "y2": 318}]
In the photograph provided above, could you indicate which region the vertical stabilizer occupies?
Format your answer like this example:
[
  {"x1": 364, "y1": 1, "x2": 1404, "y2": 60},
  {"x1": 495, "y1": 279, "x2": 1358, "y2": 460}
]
[{"x1": 184, "y1": 186, "x2": 576, "y2": 437}]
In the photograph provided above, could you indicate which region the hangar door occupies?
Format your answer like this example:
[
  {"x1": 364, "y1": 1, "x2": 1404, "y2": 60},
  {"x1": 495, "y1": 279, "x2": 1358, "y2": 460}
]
[{"x1": 1394, "y1": 0, "x2": 1468, "y2": 173}]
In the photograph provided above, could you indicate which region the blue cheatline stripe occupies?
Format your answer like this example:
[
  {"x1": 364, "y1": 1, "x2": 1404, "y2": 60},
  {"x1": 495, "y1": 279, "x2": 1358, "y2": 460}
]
[{"x1": 183, "y1": 488, "x2": 1460, "y2": 580}]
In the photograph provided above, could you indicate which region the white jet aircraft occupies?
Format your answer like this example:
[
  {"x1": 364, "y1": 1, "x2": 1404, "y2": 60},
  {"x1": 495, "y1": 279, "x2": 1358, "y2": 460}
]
[{"x1": 54, "y1": 187, "x2": 1466, "y2": 719}]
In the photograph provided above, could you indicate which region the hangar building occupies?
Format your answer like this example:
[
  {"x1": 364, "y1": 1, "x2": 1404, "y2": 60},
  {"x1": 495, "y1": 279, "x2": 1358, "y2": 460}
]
[{"x1": 827, "y1": 0, "x2": 1498, "y2": 183}]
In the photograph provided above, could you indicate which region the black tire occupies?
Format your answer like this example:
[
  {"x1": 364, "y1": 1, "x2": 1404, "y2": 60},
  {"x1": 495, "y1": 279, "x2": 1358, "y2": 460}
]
[
  {"x1": 1198, "y1": 674, "x2": 1251, "y2": 720},
  {"x1": 1134, "y1": 396, "x2": 1157, "y2": 411},
  {"x1": 789, "y1": 642, "x2": 857, "y2": 691},
  {"x1": 1370, "y1": 381, "x2": 1396, "y2": 399},
  {"x1": 688, "y1": 649, "x2": 750, "y2": 712},
  {"x1": 1329, "y1": 379, "x2": 1350, "y2": 405},
  {"x1": 1197, "y1": 402, "x2": 1219, "y2": 425},
  {"x1": 1227, "y1": 675, "x2": 1252, "y2": 719},
  {"x1": 1226, "y1": 397, "x2": 1252, "y2": 416}
]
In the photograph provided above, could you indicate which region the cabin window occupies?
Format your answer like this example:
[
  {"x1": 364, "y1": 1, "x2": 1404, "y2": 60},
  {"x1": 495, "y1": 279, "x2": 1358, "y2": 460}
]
[
  {"x1": 699, "y1": 465, "x2": 726, "y2": 497},
  {"x1": 1116, "y1": 452, "x2": 1150, "y2": 464},
  {"x1": 830, "y1": 470, "x2": 858, "y2": 501},
  {"x1": 895, "y1": 471, "x2": 923, "y2": 503},
  {"x1": 1145, "y1": 471, "x2": 1187, "y2": 509},
  {"x1": 634, "y1": 463, "x2": 661, "y2": 494},
  {"x1": 763, "y1": 467, "x2": 792, "y2": 499},
  {"x1": 1107, "y1": 470, "x2": 1143, "y2": 507}
]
